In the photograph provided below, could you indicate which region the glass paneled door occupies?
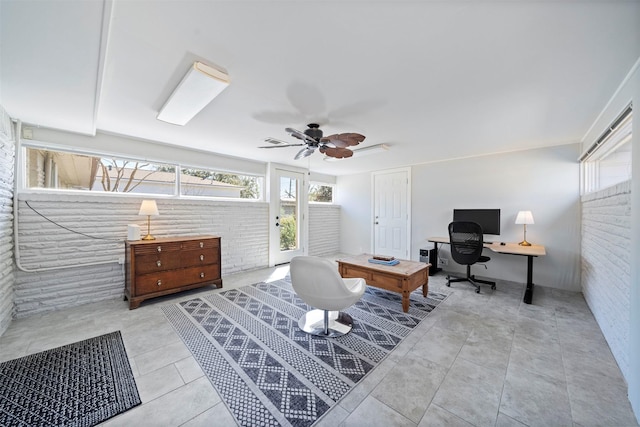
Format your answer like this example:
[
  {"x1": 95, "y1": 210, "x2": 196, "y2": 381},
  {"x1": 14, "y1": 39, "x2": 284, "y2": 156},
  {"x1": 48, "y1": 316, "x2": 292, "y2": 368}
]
[{"x1": 270, "y1": 169, "x2": 306, "y2": 265}]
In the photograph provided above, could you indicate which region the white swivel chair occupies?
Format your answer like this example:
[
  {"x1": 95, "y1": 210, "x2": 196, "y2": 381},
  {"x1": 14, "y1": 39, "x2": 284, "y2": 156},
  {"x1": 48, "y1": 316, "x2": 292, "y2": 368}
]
[{"x1": 290, "y1": 256, "x2": 366, "y2": 337}]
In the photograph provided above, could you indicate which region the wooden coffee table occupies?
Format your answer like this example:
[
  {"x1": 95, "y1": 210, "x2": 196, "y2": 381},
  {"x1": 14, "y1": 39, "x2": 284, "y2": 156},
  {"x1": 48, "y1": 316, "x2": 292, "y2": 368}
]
[{"x1": 337, "y1": 254, "x2": 431, "y2": 313}]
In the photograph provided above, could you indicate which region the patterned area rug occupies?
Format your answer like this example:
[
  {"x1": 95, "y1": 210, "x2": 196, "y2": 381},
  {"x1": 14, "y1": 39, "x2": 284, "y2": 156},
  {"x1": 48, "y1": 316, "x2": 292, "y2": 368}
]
[
  {"x1": 0, "y1": 331, "x2": 141, "y2": 427},
  {"x1": 163, "y1": 278, "x2": 447, "y2": 426}
]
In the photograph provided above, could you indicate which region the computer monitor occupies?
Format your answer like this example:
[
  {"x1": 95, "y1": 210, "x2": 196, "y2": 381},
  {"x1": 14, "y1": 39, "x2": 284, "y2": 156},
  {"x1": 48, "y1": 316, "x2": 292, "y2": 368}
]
[{"x1": 452, "y1": 209, "x2": 501, "y2": 236}]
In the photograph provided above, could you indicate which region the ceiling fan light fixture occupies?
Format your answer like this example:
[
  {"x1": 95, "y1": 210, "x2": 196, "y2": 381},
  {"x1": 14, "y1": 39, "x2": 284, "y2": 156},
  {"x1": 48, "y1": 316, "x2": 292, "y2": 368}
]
[
  {"x1": 157, "y1": 61, "x2": 230, "y2": 126},
  {"x1": 323, "y1": 143, "x2": 390, "y2": 161}
]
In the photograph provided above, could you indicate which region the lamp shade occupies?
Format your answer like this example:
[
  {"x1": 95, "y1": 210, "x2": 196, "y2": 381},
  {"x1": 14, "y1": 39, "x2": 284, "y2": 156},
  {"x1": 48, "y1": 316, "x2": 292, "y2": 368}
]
[
  {"x1": 515, "y1": 210, "x2": 534, "y2": 225},
  {"x1": 138, "y1": 200, "x2": 159, "y2": 216}
]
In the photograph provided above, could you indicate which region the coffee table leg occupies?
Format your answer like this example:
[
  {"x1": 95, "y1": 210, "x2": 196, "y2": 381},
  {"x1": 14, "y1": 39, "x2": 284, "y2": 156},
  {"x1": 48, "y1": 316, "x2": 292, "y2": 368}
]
[{"x1": 402, "y1": 291, "x2": 410, "y2": 312}]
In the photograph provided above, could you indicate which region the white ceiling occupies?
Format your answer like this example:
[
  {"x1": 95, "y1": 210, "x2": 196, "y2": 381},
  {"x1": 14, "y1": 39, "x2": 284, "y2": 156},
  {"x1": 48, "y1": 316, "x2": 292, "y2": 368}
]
[{"x1": 1, "y1": 1, "x2": 639, "y2": 176}]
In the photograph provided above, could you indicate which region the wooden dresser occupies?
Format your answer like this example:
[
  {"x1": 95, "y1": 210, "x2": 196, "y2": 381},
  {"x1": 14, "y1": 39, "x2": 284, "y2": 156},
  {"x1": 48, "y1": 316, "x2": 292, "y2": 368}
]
[{"x1": 124, "y1": 235, "x2": 222, "y2": 309}]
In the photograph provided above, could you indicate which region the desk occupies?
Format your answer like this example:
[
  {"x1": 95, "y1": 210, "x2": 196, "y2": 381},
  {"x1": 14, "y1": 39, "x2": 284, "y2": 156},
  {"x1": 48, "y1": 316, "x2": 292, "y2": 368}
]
[{"x1": 427, "y1": 237, "x2": 546, "y2": 304}]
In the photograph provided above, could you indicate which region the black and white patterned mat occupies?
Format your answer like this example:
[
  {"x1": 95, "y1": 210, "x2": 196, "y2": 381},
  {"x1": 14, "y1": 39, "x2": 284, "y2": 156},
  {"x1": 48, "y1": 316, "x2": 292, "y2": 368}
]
[
  {"x1": 163, "y1": 279, "x2": 446, "y2": 427},
  {"x1": 0, "y1": 330, "x2": 141, "y2": 427}
]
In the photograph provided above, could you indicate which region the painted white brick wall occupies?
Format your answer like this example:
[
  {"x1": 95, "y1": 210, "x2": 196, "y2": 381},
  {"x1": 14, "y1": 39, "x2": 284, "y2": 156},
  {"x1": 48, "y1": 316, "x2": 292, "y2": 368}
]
[
  {"x1": 14, "y1": 194, "x2": 269, "y2": 317},
  {"x1": 581, "y1": 180, "x2": 631, "y2": 380},
  {"x1": 308, "y1": 204, "x2": 341, "y2": 256},
  {"x1": 0, "y1": 106, "x2": 15, "y2": 336}
]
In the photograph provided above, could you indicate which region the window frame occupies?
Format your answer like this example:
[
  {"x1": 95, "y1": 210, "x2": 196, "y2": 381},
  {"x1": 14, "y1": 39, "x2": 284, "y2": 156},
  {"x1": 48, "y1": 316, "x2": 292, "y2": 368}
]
[
  {"x1": 580, "y1": 105, "x2": 632, "y2": 195},
  {"x1": 18, "y1": 140, "x2": 265, "y2": 202},
  {"x1": 177, "y1": 165, "x2": 264, "y2": 201},
  {"x1": 308, "y1": 181, "x2": 335, "y2": 204}
]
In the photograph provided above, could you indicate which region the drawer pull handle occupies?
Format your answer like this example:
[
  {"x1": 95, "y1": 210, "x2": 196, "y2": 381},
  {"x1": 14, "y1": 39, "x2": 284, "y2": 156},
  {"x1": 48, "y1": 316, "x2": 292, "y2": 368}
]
[
  {"x1": 200, "y1": 272, "x2": 205, "y2": 278},
  {"x1": 157, "y1": 260, "x2": 162, "y2": 267},
  {"x1": 157, "y1": 246, "x2": 162, "y2": 253},
  {"x1": 200, "y1": 254, "x2": 204, "y2": 261},
  {"x1": 157, "y1": 280, "x2": 162, "y2": 286},
  {"x1": 199, "y1": 242, "x2": 204, "y2": 248}
]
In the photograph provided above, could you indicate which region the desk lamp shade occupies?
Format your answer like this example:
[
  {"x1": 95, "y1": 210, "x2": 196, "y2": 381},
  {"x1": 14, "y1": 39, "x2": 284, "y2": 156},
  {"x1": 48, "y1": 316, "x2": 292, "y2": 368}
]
[
  {"x1": 138, "y1": 200, "x2": 159, "y2": 240},
  {"x1": 515, "y1": 210, "x2": 534, "y2": 246}
]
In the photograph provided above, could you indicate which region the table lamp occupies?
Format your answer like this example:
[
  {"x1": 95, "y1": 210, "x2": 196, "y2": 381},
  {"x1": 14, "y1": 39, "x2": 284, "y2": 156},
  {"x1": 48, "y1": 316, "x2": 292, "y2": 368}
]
[
  {"x1": 138, "y1": 200, "x2": 159, "y2": 240},
  {"x1": 515, "y1": 210, "x2": 534, "y2": 246}
]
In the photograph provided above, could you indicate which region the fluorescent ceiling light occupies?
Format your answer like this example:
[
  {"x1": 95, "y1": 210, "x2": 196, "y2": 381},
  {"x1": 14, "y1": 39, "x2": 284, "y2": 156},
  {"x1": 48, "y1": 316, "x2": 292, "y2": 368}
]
[
  {"x1": 157, "y1": 61, "x2": 230, "y2": 126},
  {"x1": 324, "y1": 143, "x2": 390, "y2": 161}
]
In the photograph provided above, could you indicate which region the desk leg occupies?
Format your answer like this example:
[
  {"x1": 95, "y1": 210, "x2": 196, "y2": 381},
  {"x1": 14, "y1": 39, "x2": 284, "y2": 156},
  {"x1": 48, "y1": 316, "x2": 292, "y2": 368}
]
[
  {"x1": 430, "y1": 242, "x2": 442, "y2": 274},
  {"x1": 523, "y1": 255, "x2": 534, "y2": 304}
]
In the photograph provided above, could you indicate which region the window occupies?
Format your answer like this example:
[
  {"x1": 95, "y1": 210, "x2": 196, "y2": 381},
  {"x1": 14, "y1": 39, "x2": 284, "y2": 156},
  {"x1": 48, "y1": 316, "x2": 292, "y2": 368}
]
[
  {"x1": 179, "y1": 167, "x2": 262, "y2": 199},
  {"x1": 308, "y1": 183, "x2": 334, "y2": 203},
  {"x1": 22, "y1": 144, "x2": 265, "y2": 200},
  {"x1": 25, "y1": 147, "x2": 176, "y2": 195},
  {"x1": 581, "y1": 106, "x2": 632, "y2": 194}
]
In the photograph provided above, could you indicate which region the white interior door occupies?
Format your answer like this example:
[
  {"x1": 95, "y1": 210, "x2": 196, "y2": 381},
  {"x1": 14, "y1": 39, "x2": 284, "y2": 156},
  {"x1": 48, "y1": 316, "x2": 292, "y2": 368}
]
[
  {"x1": 373, "y1": 168, "x2": 411, "y2": 259},
  {"x1": 270, "y1": 168, "x2": 307, "y2": 265}
]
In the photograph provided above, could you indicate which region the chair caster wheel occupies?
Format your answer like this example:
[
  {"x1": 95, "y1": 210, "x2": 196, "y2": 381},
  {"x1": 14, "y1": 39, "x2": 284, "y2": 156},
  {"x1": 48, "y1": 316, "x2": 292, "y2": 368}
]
[
  {"x1": 491, "y1": 285, "x2": 496, "y2": 290},
  {"x1": 446, "y1": 283, "x2": 451, "y2": 287},
  {"x1": 476, "y1": 289, "x2": 480, "y2": 293}
]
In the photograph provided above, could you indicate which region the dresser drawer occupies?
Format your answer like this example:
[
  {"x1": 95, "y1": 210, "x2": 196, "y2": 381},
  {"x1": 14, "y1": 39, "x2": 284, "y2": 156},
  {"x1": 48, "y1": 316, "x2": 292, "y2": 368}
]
[
  {"x1": 134, "y1": 242, "x2": 181, "y2": 256},
  {"x1": 181, "y1": 238, "x2": 219, "y2": 251},
  {"x1": 182, "y1": 264, "x2": 221, "y2": 284},
  {"x1": 135, "y1": 264, "x2": 219, "y2": 295},
  {"x1": 135, "y1": 253, "x2": 182, "y2": 274},
  {"x1": 135, "y1": 271, "x2": 182, "y2": 295},
  {"x1": 180, "y1": 248, "x2": 219, "y2": 268}
]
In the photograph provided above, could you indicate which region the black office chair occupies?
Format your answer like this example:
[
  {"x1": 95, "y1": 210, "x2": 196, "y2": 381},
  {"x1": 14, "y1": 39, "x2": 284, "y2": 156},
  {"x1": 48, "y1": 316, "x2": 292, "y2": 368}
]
[{"x1": 446, "y1": 221, "x2": 496, "y2": 293}]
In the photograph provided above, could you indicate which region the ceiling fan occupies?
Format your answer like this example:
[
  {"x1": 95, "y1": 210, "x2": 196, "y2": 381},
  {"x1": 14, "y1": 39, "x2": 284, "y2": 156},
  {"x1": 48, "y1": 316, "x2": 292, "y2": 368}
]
[{"x1": 260, "y1": 123, "x2": 365, "y2": 160}]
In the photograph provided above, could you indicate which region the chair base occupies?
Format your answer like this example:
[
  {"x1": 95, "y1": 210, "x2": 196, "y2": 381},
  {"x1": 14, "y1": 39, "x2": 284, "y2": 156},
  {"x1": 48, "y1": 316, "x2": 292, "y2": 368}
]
[
  {"x1": 298, "y1": 309, "x2": 354, "y2": 337},
  {"x1": 446, "y1": 265, "x2": 496, "y2": 294}
]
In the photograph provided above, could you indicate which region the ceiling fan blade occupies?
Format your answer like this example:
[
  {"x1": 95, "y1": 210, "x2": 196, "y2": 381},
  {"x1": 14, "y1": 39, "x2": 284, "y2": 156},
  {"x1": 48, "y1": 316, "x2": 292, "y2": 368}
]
[
  {"x1": 294, "y1": 147, "x2": 315, "y2": 160},
  {"x1": 320, "y1": 133, "x2": 365, "y2": 148},
  {"x1": 286, "y1": 127, "x2": 316, "y2": 143},
  {"x1": 258, "y1": 144, "x2": 305, "y2": 148},
  {"x1": 263, "y1": 137, "x2": 291, "y2": 145},
  {"x1": 319, "y1": 146, "x2": 354, "y2": 158}
]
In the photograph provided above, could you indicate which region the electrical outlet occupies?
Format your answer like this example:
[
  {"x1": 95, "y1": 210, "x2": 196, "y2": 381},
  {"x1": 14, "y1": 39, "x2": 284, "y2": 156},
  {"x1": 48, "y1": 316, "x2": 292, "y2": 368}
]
[
  {"x1": 439, "y1": 258, "x2": 448, "y2": 266},
  {"x1": 118, "y1": 257, "x2": 125, "y2": 265}
]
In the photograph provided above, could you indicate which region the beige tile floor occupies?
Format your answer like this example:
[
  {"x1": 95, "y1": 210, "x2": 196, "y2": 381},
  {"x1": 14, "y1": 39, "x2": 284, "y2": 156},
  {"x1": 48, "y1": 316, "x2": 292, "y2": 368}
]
[{"x1": 1, "y1": 259, "x2": 638, "y2": 427}]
